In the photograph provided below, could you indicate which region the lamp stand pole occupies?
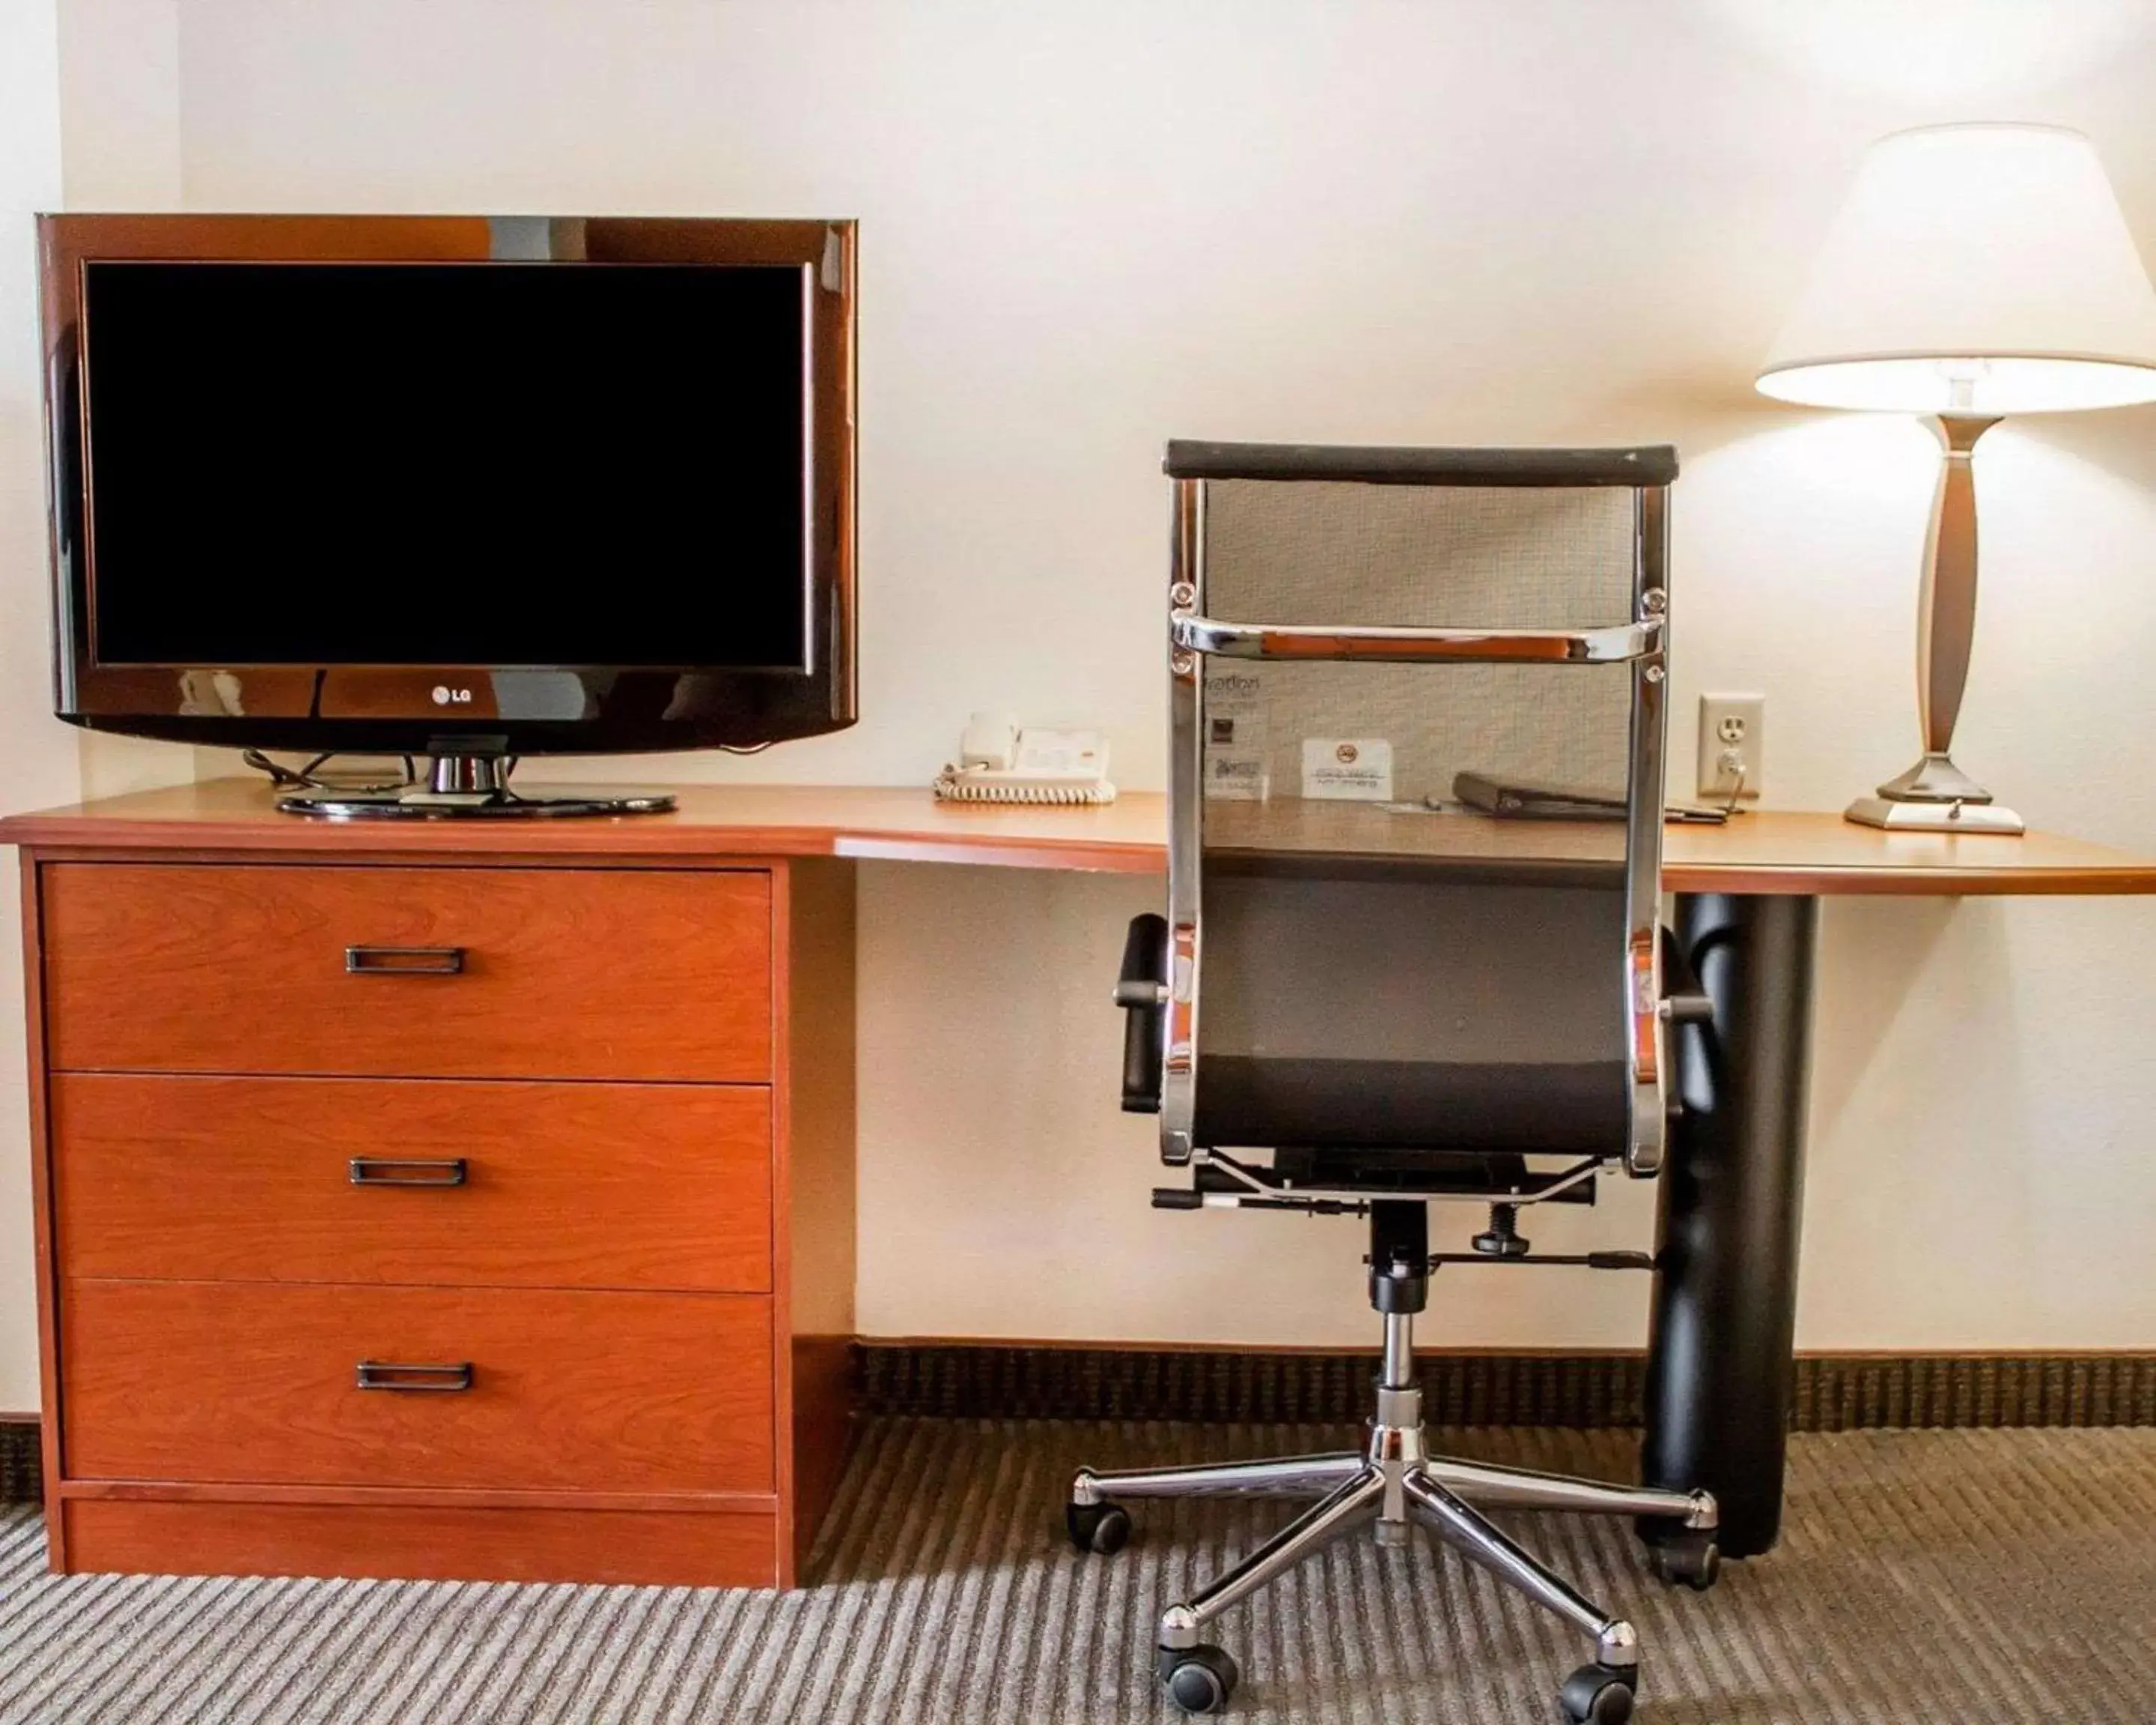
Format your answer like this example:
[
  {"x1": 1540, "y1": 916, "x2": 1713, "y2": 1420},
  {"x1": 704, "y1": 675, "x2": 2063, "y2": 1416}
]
[{"x1": 1845, "y1": 413, "x2": 2024, "y2": 834}]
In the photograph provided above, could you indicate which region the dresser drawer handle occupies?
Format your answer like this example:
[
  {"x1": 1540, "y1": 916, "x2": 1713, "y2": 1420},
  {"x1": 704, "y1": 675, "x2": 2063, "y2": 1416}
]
[
  {"x1": 349, "y1": 1157, "x2": 468, "y2": 1187},
  {"x1": 355, "y1": 1360, "x2": 474, "y2": 1393},
  {"x1": 345, "y1": 945, "x2": 466, "y2": 976}
]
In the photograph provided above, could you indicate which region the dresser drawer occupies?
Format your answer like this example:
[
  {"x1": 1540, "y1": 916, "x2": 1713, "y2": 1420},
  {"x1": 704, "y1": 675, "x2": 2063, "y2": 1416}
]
[
  {"x1": 52, "y1": 1074, "x2": 773, "y2": 1292},
  {"x1": 40, "y1": 862, "x2": 772, "y2": 1081},
  {"x1": 62, "y1": 1281, "x2": 775, "y2": 1494}
]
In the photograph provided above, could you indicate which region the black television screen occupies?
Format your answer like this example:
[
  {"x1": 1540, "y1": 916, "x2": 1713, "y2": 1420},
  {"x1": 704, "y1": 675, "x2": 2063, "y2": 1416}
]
[{"x1": 81, "y1": 259, "x2": 811, "y2": 671}]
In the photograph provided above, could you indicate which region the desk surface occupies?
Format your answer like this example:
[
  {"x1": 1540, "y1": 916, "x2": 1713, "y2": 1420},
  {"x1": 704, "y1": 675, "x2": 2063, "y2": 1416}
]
[{"x1": 3, "y1": 779, "x2": 2155, "y2": 896}]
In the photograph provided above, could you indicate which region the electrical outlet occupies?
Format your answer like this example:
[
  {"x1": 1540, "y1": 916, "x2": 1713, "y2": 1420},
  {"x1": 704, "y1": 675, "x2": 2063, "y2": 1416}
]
[{"x1": 1697, "y1": 694, "x2": 1764, "y2": 801}]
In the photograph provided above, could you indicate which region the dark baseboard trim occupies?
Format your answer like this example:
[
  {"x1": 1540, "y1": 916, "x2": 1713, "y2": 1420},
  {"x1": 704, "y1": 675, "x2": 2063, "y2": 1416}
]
[
  {"x1": 5, "y1": 1349, "x2": 2146, "y2": 1509},
  {"x1": 857, "y1": 1343, "x2": 2156, "y2": 1432},
  {"x1": 0, "y1": 1417, "x2": 38, "y2": 1506}
]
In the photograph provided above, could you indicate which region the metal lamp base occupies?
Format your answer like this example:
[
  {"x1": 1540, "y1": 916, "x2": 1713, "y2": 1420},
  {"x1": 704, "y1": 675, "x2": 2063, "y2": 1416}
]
[
  {"x1": 1845, "y1": 796, "x2": 2025, "y2": 834},
  {"x1": 1842, "y1": 420, "x2": 2026, "y2": 839},
  {"x1": 1845, "y1": 750, "x2": 2024, "y2": 834}
]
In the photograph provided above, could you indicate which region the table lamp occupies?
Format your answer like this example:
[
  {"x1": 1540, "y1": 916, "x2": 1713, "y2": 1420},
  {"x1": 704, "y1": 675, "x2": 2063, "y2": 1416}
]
[{"x1": 1757, "y1": 123, "x2": 2156, "y2": 833}]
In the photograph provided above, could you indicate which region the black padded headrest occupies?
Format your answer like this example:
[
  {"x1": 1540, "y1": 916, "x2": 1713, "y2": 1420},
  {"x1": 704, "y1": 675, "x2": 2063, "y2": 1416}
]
[{"x1": 1163, "y1": 441, "x2": 1678, "y2": 488}]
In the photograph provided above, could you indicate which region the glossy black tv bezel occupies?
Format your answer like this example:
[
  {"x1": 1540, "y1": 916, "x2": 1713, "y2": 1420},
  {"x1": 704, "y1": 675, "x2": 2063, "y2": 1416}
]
[{"x1": 38, "y1": 214, "x2": 858, "y2": 755}]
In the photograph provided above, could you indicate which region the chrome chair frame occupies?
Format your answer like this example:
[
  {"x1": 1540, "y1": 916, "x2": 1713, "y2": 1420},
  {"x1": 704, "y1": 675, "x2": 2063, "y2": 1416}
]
[
  {"x1": 1072, "y1": 1299, "x2": 1716, "y2": 1679},
  {"x1": 1074, "y1": 444, "x2": 1714, "y2": 1725},
  {"x1": 1157, "y1": 447, "x2": 1673, "y2": 1184}
]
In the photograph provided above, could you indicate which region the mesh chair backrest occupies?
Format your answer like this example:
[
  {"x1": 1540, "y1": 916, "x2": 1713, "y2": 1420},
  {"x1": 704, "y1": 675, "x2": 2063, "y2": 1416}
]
[{"x1": 1199, "y1": 480, "x2": 1636, "y2": 820}]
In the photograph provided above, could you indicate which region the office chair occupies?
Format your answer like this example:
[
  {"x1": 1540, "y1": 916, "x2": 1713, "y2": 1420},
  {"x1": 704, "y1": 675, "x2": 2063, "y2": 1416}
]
[{"x1": 1069, "y1": 443, "x2": 1718, "y2": 1724}]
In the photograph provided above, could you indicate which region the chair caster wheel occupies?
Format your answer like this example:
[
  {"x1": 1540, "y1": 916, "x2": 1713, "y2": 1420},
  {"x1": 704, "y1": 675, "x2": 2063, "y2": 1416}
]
[
  {"x1": 1065, "y1": 1500, "x2": 1130, "y2": 1554},
  {"x1": 1157, "y1": 1644, "x2": 1239, "y2": 1715},
  {"x1": 1559, "y1": 1663, "x2": 1636, "y2": 1724},
  {"x1": 1653, "y1": 1533, "x2": 1720, "y2": 1592}
]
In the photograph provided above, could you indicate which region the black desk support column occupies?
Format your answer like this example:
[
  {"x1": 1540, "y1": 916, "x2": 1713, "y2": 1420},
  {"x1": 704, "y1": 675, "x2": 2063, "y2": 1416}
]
[{"x1": 1643, "y1": 892, "x2": 1818, "y2": 1558}]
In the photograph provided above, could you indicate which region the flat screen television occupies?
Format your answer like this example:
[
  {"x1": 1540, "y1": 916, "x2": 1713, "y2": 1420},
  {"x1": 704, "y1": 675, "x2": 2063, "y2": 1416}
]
[{"x1": 37, "y1": 215, "x2": 857, "y2": 816}]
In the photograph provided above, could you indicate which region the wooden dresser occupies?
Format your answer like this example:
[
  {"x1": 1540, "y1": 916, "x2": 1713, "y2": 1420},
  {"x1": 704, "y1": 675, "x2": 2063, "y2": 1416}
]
[{"x1": 2, "y1": 791, "x2": 855, "y2": 1588}]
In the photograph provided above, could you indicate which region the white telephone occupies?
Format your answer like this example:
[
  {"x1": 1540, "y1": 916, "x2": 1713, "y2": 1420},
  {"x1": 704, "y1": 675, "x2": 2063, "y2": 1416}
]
[{"x1": 934, "y1": 712, "x2": 1117, "y2": 805}]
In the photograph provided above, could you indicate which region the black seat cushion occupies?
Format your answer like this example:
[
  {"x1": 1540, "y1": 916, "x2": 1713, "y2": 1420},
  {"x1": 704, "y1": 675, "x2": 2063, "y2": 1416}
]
[
  {"x1": 1259, "y1": 1146, "x2": 1598, "y2": 1202},
  {"x1": 1193, "y1": 1055, "x2": 1629, "y2": 1154}
]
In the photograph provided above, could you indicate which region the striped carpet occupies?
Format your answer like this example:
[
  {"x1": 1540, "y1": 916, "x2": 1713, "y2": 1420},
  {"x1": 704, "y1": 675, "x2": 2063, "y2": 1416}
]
[{"x1": 1, "y1": 1420, "x2": 2151, "y2": 1724}]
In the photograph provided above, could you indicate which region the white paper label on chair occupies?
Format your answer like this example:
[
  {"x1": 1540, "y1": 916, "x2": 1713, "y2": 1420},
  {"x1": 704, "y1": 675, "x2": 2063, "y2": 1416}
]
[
  {"x1": 1205, "y1": 751, "x2": 1270, "y2": 800},
  {"x1": 1300, "y1": 737, "x2": 1392, "y2": 800}
]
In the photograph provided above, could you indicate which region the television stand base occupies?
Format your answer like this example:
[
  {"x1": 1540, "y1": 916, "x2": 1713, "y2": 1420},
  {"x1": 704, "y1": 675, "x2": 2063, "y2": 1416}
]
[
  {"x1": 280, "y1": 788, "x2": 677, "y2": 820},
  {"x1": 278, "y1": 751, "x2": 677, "y2": 821}
]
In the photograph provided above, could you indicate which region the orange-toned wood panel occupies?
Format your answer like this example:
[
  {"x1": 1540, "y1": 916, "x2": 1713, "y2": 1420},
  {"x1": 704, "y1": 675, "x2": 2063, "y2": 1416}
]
[
  {"x1": 61, "y1": 1497, "x2": 777, "y2": 1586},
  {"x1": 63, "y1": 1281, "x2": 775, "y2": 1494},
  {"x1": 779, "y1": 859, "x2": 858, "y2": 1578},
  {"x1": 42, "y1": 213, "x2": 492, "y2": 269},
  {"x1": 41, "y1": 862, "x2": 773, "y2": 1080},
  {"x1": 52, "y1": 1074, "x2": 773, "y2": 1292},
  {"x1": 0, "y1": 779, "x2": 1173, "y2": 874}
]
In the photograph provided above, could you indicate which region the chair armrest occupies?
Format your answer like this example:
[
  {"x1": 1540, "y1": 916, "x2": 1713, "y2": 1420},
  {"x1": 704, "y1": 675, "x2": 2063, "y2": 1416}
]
[{"x1": 1117, "y1": 913, "x2": 1169, "y2": 1113}]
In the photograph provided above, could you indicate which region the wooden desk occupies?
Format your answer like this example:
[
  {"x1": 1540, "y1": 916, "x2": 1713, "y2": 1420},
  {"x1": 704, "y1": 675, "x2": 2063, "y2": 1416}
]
[
  {"x1": 13, "y1": 779, "x2": 2156, "y2": 896},
  {"x1": 4, "y1": 780, "x2": 2153, "y2": 1572}
]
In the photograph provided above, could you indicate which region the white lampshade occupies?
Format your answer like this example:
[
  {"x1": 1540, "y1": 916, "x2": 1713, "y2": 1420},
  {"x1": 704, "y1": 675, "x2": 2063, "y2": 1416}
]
[{"x1": 1757, "y1": 124, "x2": 2156, "y2": 414}]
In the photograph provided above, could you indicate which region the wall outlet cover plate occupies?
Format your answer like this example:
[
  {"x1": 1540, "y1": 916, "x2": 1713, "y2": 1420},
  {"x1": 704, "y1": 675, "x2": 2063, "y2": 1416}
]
[{"x1": 1698, "y1": 693, "x2": 1764, "y2": 800}]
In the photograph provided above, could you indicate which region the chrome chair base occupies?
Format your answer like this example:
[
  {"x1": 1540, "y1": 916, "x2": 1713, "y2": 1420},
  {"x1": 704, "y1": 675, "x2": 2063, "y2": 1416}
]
[{"x1": 1067, "y1": 1309, "x2": 1718, "y2": 1721}]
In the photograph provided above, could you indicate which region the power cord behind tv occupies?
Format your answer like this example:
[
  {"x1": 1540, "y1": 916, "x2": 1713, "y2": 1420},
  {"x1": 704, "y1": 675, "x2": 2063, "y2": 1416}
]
[
  {"x1": 241, "y1": 749, "x2": 418, "y2": 794},
  {"x1": 246, "y1": 741, "x2": 770, "y2": 795}
]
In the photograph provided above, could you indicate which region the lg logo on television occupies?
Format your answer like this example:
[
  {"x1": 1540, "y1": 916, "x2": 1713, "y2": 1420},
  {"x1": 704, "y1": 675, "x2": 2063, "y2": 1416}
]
[{"x1": 431, "y1": 686, "x2": 475, "y2": 706}]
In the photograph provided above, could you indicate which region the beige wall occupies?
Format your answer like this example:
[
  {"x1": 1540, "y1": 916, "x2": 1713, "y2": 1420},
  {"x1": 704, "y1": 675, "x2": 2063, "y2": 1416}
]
[
  {"x1": 0, "y1": 0, "x2": 76, "y2": 1408},
  {"x1": 7, "y1": 0, "x2": 2156, "y2": 1404},
  {"x1": 55, "y1": 0, "x2": 199, "y2": 811},
  {"x1": 0, "y1": 0, "x2": 203, "y2": 1410}
]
